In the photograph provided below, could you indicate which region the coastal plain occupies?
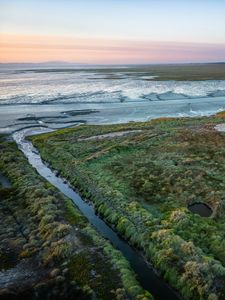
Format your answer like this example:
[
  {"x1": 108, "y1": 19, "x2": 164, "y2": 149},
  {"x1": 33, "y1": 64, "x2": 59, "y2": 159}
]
[
  {"x1": 1, "y1": 64, "x2": 225, "y2": 299},
  {"x1": 0, "y1": 134, "x2": 150, "y2": 299},
  {"x1": 30, "y1": 112, "x2": 225, "y2": 300}
]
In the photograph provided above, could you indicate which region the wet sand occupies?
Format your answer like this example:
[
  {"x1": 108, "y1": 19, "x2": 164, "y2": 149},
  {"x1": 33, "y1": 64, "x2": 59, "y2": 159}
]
[{"x1": 1, "y1": 95, "x2": 225, "y2": 134}]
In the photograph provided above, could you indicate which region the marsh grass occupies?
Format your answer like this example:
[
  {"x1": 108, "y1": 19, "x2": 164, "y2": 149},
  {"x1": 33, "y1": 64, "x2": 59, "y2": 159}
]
[
  {"x1": 32, "y1": 112, "x2": 225, "y2": 299},
  {"x1": 0, "y1": 138, "x2": 149, "y2": 299}
]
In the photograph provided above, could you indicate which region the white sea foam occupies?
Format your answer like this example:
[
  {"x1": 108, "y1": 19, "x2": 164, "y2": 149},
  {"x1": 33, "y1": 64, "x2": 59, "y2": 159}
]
[{"x1": 0, "y1": 69, "x2": 225, "y2": 104}]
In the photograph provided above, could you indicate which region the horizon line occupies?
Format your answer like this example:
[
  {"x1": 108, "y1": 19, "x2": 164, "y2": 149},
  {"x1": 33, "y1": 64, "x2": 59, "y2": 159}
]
[{"x1": 1, "y1": 61, "x2": 225, "y2": 66}]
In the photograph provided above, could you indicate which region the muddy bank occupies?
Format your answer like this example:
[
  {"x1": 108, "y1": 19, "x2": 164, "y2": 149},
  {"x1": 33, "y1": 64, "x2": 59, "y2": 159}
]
[
  {"x1": 12, "y1": 128, "x2": 180, "y2": 300},
  {"x1": 1, "y1": 95, "x2": 225, "y2": 134},
  {"x1": 0, "y1": 131, "x2": 153, "y2": 299}
]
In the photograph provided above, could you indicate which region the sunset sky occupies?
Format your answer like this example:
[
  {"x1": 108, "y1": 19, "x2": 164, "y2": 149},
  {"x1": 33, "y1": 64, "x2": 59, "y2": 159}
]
[{"x1": 1, "y1": 0, "x2": 225, "y2": 64}]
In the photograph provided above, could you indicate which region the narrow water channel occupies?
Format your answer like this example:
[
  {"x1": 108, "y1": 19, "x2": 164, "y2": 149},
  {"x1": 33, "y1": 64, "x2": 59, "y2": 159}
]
[{"x1": 13, "y1": 128, "x2": 180, "y2": 300}]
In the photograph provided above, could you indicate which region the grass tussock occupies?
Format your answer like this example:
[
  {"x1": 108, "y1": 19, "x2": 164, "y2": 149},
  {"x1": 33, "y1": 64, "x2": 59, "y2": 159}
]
[
  {"x1": 32, "y1": 112, "x2": 225, "y2": 300},
  {"x1": 0, "y1": 139, "x2": 150, "y2": 299}
]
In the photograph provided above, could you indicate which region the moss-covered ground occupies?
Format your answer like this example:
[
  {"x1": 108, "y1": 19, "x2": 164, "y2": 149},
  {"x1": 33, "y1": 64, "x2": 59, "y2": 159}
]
[
  {"x1": 0, "y1": 136, "x2": 150, "y2": 299},
  {"x1": 32, "y1": 112, "x2": 225, "y2": 300}
]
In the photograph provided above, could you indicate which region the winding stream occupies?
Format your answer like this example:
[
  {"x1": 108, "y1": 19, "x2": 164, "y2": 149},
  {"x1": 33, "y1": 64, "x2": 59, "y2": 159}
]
[{"x1": 13, "y1": 127, "x2": 180, "y2": 300}]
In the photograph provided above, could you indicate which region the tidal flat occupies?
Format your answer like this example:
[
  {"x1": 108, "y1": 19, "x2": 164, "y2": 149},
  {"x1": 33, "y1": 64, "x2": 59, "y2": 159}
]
[
  {"x1": 30, "y1": 112, "x2": 225, "y2": 300},
  {"x1": 1, "y1": 63, "x2": 225, "y2": 134}
]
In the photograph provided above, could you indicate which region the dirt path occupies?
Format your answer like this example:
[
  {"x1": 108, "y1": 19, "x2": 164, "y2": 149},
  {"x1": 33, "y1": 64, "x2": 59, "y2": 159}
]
[{"x1": 78, "y1": 130, "x2": 142, "y2": 141}]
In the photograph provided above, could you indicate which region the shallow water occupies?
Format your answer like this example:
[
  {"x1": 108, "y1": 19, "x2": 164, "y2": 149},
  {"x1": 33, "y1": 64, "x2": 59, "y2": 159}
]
[
  {"x1": 13, "y1": 128, "x2": 180, "y2": 300},
  {"x1": 1, "y1": 95, "x2": 225, "y2": 134},
  {"x1": 188, "y1": 202, "x2": 212, "y2": 217},
  {"x1": 1, "y1": 67, "x2": 225, "y2": 105},
  {"x1": 2, "y1": 65, "x2": 223, "y2": 298},
  {"x1": 0, "y1": 66, "x2": 225, "y2": 134},
  {"x1": 0, "y1": 172, "x2": 11, "y2": 188}
]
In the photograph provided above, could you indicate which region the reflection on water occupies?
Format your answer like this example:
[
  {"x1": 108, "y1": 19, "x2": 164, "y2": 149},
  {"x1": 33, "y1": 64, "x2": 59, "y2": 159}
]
[
  {"x1": 1, "y1": 95, "x2": 225, "y2": 134},
  {"x1": 1, "y1": 67, "x2": 225, "y2": 105},
  {"x1": 0, "y1": 67, "x2": 225, "y2": 134}
]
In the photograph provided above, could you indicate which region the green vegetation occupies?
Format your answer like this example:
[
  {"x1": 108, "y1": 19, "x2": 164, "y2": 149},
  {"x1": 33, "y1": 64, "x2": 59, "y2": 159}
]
[
  {"x1": 32, "y1": 113, "x2": 225, "y2": 300},
  {"x1": 28, "y1": 63, "x2": 225, "y2": 81},
  {"x1": 0, "y1": 136, "x2": 150, "y2": 299}
]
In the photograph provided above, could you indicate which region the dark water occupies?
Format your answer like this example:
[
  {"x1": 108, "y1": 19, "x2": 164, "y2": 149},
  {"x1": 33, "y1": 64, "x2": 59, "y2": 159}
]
[
  {"x1": 13, "y1": 128, "x2": 180, "y2": 300},
  {"x1": 188, "y1": 202, "x2": 212, "y2": 217},
  {"x1": 0, "y1": 172, "x2": 11, "y2": 188}
]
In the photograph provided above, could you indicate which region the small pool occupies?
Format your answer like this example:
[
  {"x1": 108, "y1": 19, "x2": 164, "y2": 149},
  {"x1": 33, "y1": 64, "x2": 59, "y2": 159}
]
[
  {"x1": 188, "y1": 202, "x2": 212, "y2": 217},
  {"x1": 0, "y1": 172, "x2": 11, "y2": 188}
]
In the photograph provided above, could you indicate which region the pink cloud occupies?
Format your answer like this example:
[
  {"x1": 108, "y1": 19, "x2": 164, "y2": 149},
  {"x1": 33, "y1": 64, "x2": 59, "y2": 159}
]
[{"x1": 1, "y1": 33, "x2": 225, "y2": 63}]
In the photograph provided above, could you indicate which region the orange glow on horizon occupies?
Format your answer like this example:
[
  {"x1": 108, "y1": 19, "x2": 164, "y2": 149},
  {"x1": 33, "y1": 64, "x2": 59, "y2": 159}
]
[{"x1": 1, "y1": 33, "x2": 225, "y2": 64}]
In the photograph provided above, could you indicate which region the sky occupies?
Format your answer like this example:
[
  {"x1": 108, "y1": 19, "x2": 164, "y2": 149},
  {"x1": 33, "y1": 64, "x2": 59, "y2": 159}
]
[{"x1": 0, "y1": 0, "x2": 225, "y2": 64}]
